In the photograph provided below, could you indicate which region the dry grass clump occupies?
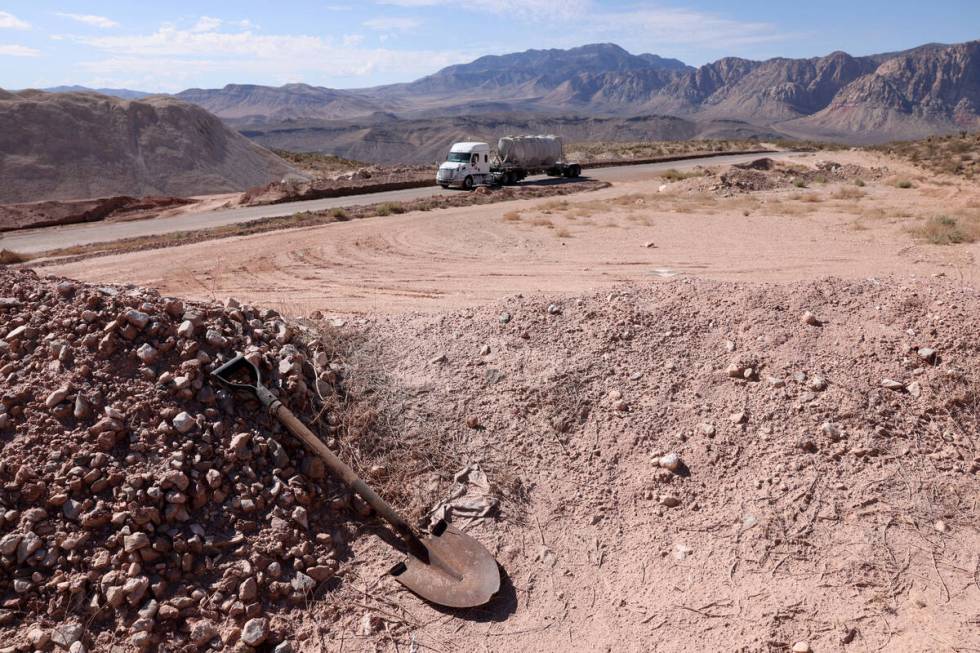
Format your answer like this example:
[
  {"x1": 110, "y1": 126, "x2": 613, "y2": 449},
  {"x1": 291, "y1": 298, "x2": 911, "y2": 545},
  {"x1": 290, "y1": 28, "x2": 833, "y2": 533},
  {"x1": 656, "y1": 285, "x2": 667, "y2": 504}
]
[
  {"x1": 659, "y1": 168, "x2": 704, "y2": 182},
  {"x1": 896, "y1": 179, "x2": 914, "y2": 189},
  {"x1": 374, "y1": 202, "x2": 406, "y2": 216},
  {"x1": 555, "y1": 227, "x2": 573, "y2": 238},
  {"x1": 538, "y1": 200, "x2": 570, "y2": 214},
  {"x1": 328, "y1": 207, "x2": 350, "y2": 220},
  {"x1": 0, "y1": 249, "x2": 31, "y2": 265},
  {"x1": 528, "y1": 217, "x2": 555, "y2": 228},
  {"x1": 831, "y1": 186, "x2": 867, "y2": 200},
  {"x1": 502, "y1": 210, "x2": 522, "y2": 222},
  {"x1": 911, "y1": 215, "x2": 980, "y2": 245}
]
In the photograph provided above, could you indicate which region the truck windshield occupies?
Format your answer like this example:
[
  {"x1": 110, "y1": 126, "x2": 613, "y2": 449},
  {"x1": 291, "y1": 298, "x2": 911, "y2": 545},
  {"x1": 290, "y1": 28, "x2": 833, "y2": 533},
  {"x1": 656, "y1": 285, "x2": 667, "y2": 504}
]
[{"x1": 446, "y1": 152, "x2": 470, "y2": 163}]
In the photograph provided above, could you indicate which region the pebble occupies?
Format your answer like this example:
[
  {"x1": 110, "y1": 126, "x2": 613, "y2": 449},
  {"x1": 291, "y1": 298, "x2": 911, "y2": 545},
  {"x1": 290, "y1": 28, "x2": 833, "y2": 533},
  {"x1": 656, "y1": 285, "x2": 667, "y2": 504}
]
[
  {"x1": 45, "y1": 387, "x2": 70, "y2": 409},
  {"x1": 791, "y1": 642, "x2": 812, "y2": 653},
  {"x1": 124, "y1": 310, "x2": 150, "y2": 330},
  {"x1": 291, "y1": 572, "x2": 316, "y2": 594},
  {"x1": 658, "y1": 453, "x2": 682, "y2": 472},
  {"x1": 730, "y1": 411, "x2": 747, "y2": 424},
  {"x1": 241, "y1": 618, "x2": 269, "y2": 647},
  {"x1": 498, "y1": 312, "x2": 511, "y2": 324},
  {"x1": 136, "y1": 344, "x2": 158, "y2": 365},
  {"x1": 50, "y1": 623, "x2": 84, "y2": 649},
  {"x1": 172, "y1": 412, "x2": 195, "y2": 434},
  {"x1": 176, "y1": 320, "x2": 195, "y2": 338},
  {"x1": 767, "y1": 376, "x2": 785, "y2": 387},
  {"x1": 547, "y1": 303, "x2": 561, "y2": 315},
  {"x1": 917, "y1": 347, "x2": 936, "y2": 364},
  {"x1": 820, "y1": 422, "x2": 842, "y2": 441},
  {"x1": 801, "y1": 311, "x2": 821, "y2": 326},
  {"x1": 881, "y1": 379, "x2": 905, "y2": 391},
  {"x1": 659, "y1": 495, "x2": 681, "y2": 508},
  {"x1": 188, "y1": 620, "x2": 218, "y2": 647},
  {"x1": 479, "y1": 344, "x2": 491, "y2": 356},
  {"x1": 274, "y1": 643, "x2": 294, "y2": 653},
  {"x1": 807, "y1": 376, "x2": 827, "y2": 391},
  {"x1": 907, "y1": 381, "x2": 922, "y2": 398}
]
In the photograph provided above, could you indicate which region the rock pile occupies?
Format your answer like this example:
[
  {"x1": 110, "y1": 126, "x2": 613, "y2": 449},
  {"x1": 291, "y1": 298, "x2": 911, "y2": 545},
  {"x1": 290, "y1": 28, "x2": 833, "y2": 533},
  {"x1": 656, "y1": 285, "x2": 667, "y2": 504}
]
[{"x1": 0, "y1": 269, "x2": 354, "y2": 651}]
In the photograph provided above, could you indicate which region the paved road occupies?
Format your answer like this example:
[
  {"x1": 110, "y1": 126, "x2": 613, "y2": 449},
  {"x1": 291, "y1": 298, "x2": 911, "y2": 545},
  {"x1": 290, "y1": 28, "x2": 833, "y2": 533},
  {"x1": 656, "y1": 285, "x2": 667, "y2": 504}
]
[{"x1": 2, "y1": 152, "x2": 797, "y2": 254}]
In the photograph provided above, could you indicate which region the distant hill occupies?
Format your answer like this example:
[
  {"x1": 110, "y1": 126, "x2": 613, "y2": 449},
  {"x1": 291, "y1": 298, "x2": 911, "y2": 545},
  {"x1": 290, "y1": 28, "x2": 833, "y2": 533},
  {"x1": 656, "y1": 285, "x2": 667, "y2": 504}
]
[
  {"x1": 42, "y1": 85, "x2": 151, "y2": 100},
  {"x1": 175, "y1": 83, "x2": 386, "y2": 122},
  {"x1": 0, "y1": 90, "x2": 299, "y2": 203},
  {"x1": 169, "y1": 40, "x2": 978, "y2": 145},
  {"x1": 237, "y1": 111, "x2": 784, "y2": 164}
]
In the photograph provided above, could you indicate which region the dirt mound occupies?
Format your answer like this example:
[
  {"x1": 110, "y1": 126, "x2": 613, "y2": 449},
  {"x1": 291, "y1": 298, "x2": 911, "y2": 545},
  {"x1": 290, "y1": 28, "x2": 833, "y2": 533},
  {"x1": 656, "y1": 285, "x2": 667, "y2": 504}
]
[
  {"x1": 344, "y1": 276, "x2": 980, "y2": 651},
  {"x1": 0, "y1": 196, "x2": 197, "y2": 233},
  {"x1": 0, "y1": 90, "x2": 300, "y2": 204},
  {"x1": 0, "y1": 269, "x2": 375, "y2": 651}
]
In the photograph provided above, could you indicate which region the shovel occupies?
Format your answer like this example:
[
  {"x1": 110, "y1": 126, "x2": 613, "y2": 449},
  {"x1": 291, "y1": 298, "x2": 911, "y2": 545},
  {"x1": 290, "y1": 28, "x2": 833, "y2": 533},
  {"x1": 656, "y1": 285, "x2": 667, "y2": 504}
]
[{"x1": 211, "y1": 354, "x2": 501, "y2": 608}]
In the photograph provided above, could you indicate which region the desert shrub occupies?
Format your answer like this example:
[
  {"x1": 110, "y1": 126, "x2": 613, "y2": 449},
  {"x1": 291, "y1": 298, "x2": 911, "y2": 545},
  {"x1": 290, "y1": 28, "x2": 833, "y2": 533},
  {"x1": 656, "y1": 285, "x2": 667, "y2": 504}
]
[
  {"x1": 660, "y1": 168, "x2": 702, "y2": 182},
  {"x1": 832, "y1": 186, "x2": 866, "y2": 200},
  {"x1": 0, "y1": 249, "x2": 29, "y2": 265},
  {"x1": 793, "y1": 179, "x2": 807, "y2": 188},
  {"x1": 374, "y1": 202, "x2": 405, "y2": 216},
  {"x1": 328, "y1": 207, "x2": 349, "y2": 220},
  {"x1": 896, "y1": 180, "x2": 914, "y2": 189},
  {"x1": 855, "y1": 179, "x2": 866, "y2": 187},
  {"x1": 502, "y1": 210, "x2": 522, "y2": 222},
  {"x1": 912, "y1": 215, "x2": 979, "y2": 245}
]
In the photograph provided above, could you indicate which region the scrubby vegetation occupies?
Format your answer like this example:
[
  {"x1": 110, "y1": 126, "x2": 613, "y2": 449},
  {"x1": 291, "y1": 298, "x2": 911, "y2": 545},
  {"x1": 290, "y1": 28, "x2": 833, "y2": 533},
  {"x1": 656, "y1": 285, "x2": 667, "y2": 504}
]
[
  {"x1": 911, "y1": 214, "x2": 980, "y2": 245},
  {"x1": 271, "y1": 149, "x2": 367, "y2": 177},
  {"x1": 872, "y1": 132, "x2": 980, "y2": 179}
]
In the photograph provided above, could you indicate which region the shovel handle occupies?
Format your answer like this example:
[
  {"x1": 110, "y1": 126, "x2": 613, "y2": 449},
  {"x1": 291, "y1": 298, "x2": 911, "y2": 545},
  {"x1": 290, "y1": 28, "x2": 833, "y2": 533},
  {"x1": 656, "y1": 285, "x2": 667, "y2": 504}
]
[{"x1": 272, "y1": 403, "x2": 422, "y2": 549}]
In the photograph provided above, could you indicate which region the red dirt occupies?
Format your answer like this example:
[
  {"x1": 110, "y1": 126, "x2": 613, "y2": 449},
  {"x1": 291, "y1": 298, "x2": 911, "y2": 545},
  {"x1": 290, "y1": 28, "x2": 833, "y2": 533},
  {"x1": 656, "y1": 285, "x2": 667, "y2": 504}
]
[{"x1": 0, "y1": 196, "x2": 197, "y2": 233}]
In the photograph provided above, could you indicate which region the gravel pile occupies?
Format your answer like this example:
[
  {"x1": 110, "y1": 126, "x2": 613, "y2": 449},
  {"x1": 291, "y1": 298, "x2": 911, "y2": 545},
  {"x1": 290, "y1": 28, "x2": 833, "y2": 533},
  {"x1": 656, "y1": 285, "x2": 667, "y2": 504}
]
[{"x1": 0, "y1": 269, "x2": 355, "y2": 651}]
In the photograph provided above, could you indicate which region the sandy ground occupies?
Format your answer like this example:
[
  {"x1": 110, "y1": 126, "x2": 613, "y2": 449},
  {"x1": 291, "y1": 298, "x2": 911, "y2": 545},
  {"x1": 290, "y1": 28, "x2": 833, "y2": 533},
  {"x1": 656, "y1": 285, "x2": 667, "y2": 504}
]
[{"x1": 49, "y1": 151, "x2": 980, "y2": 317}]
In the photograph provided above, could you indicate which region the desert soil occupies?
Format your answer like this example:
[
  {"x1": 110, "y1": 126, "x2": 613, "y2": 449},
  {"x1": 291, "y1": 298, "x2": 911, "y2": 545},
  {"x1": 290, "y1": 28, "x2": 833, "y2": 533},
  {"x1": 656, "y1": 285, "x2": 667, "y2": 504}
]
[
  {"x1": 48, "y1": 151, "x2": 980, "y2": 316},
  {"x1": 6, "y1": 150, "x2": 979, "y2": 652}
]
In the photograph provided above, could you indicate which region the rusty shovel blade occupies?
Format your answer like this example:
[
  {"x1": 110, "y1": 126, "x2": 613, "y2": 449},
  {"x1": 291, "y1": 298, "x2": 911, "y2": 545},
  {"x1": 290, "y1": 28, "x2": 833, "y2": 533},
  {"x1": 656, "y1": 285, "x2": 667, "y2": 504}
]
[{"x1": 390, "y1": 520, "x2": 500, "y2": 609}]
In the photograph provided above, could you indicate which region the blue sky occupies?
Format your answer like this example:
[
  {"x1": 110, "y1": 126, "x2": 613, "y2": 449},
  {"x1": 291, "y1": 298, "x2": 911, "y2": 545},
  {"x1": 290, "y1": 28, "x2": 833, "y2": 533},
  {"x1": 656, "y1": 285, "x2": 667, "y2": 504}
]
[{"x1": 0, "y1": 1, "x2": 977, "y2": 92}]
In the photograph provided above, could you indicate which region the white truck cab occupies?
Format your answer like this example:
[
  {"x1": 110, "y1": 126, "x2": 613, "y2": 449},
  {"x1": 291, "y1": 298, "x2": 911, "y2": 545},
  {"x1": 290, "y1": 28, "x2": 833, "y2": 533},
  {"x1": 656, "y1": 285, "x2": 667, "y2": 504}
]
[{"x1": 437, "y1": 142, "x2": 491, "y2": 189}]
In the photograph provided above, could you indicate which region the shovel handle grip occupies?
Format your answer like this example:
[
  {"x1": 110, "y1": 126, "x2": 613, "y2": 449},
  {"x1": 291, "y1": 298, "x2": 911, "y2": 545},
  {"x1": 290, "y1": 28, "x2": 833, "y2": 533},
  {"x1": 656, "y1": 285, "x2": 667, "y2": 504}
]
[{"x1": 272, "y1": 403, "x2": 421, "y2": 546}]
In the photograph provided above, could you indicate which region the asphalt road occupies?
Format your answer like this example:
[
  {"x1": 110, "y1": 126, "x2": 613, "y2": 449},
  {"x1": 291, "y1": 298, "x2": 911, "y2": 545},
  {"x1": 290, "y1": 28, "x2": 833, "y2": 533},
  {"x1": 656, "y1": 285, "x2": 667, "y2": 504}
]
[{"x1": 2, "y1": 152, "x2": 796, "y2": 254}]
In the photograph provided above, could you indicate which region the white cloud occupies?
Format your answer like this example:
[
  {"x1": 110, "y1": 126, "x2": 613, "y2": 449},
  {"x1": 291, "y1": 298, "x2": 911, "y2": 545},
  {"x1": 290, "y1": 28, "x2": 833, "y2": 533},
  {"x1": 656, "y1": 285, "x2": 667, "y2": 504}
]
[
  {"x1": 593, "y1": 7, "x2": 784, "y2": 48},
  {"x1": 191, "y1": 16, "x2": 223, "y2": 33},
  {"x1": 0, "y1": 44, "x2": 40, "y2": 57},
  {"x1": 0, "y1": 11, "x2": 30, "y2": 30},
  {"x1": 55, "y1": 13, "x2": 119, "y2": 29},
  {"x1": 71, "y1": 21, "x2": 470, "y2": 90},
  {"x1": 363, "y1": 17, "x2": 421, "y2": 32}
]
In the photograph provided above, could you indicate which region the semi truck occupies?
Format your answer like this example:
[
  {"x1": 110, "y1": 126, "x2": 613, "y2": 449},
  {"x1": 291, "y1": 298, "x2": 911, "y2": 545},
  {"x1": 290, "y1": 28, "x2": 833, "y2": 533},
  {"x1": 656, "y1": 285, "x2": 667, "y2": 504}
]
[{"x1": 436, "y1": 135, "x2": 582, "y2": 190}]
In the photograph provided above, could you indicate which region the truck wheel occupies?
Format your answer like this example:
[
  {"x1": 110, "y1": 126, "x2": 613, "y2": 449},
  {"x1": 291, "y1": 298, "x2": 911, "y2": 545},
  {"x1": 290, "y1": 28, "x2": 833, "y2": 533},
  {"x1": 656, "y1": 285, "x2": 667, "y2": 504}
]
[
  {"x1": 568, "y1": 165, "x2": 581, "y2": 178},
  {"x1": 462, "y1": 176, "x2": 474, "y2": 191}
]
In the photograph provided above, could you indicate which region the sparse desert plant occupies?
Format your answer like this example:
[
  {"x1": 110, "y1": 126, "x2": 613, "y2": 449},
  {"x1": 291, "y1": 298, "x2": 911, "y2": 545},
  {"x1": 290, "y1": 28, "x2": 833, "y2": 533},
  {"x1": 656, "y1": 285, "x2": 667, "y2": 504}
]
[
  {"x1": 538, "y1": 199, "x2": 570, "y2": 214},
  {"x1": 328, "y1": 207, "x2": 349, "y2": 220},
  {"x1": 502, "y1": 210, "x2": 522, "y2": 222},
  {"x1": 801, "y1": 193, "x2": 823, "y2": 203},
  {"x1": 659, "y1": 168, "x2": 702, "y2": 182},
  {"x1": 0, "y1": 249, "x2": 30, "y2": 265},
  {"x1": 832, "y1": 186, "x2": 866, "y2": 200},
  {"x1": 374, "y1": 202, "x2": 405, "y2": 216},
  {"x1": 855, "y1": 179, "x2": 866, "y2": 187},
  {"x1": 896, "y1": 179, "x2": 914, "y2": 189},
  {"x1": 912, "y1": 215, "x2": 980, "y2": 245},
  {"x1": 555, "y1": 227, "x2": 573, "y2": 238},
  {"x1": 793, "y1": 179, "x2": 808, "y2": 188},
  {"x1": 528, "y1": 217, "x2": 555, "y2": 228}
]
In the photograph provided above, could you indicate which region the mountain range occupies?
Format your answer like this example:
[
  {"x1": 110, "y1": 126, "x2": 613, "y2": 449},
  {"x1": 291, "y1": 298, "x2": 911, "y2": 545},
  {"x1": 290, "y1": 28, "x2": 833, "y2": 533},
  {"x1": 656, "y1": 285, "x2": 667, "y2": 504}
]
[{"x1": 38, "y1": 39, "x2": 980, "y2": 150}]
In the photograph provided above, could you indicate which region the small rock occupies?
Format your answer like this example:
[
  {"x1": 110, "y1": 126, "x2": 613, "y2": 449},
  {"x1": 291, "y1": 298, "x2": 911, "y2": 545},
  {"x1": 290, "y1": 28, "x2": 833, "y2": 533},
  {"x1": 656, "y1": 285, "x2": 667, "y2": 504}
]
[
  {"x1": 176, "y1": 321, "x2": 194, "y2": 338},
  {"x1": 479, "y1": 344, "x2": 491, "y2": 356},
  {"x1": 360, "y1": 613, "x2": 383, "y2": 636},
  {"x1": 123, "y1": 533, "x2": 150, "y2": 552},
  {"x1": 124, "y1": 310, "x2": 150, "y2": 330},
  {"x1": 498, "y1": 311, "x2": 511, "y2": 324},
  {"x1": 239, "y1": 576, "x2": 258, "y2": 602},
  {"x1": 136, "y1": 344, "x2": 158, "y2": 365},
  {"x1": 801, "y1": 311, "x2": 821, "y2": 326},
  {"x1": 241, "y1": 618, "x2": 269, "y2": 647},
  {"x1": 291, "y1": 506, "x2": 309, "y2": 529},
  {"x1": 465, "y1": 415, "x2": 481, "y2": 429},
  {"x1": 881, "y1": 379, "x2": 905, "y2": 391},
  {"x1": 821, "y1": 422, "x2": 842, "y2": 441},
  {"x1": 730, "y1": 411, "x2": 747, "y2": 424},
  {"x1": 673, "y1": 543, "x2": 693, "y2": 561},
  {"x1": 291, "y1": 572, "x2": 316, "y2": 594},
  {"x1": 791, "y1": 642, "x2": 812, "y2": 653},
  {"x1": 206, "y1": 329, "x2": 228, "y2": 348},
  {"x1": 700, "y1": 423, "x2": 716, "y2": 437},
  {"x1": 767, "y1": 376, "x2": 785, "y2": 387},
  {"x1": 172, "y1": 412, "x2": 195, "y2": 434},
  {"x1": 658, "y1": 453, "x2": 682, "y2": 472},
  {"x1": 45, "y1": 387, "x2": 70, "y2": 409},
  {"x1": 917, "y1": 347, "x2": 937, "y2": 364},
  {"x1": 934, "y1": 520, "x2": 947, "y2": 533},
  {"x1": 429, "y1": 353, "x2": 447, "y2": 365},
  {"x1": 547, "y1": 303, "x2": 561, "y2": 315},
  {"x1": 274, "y1": 643, "x2": 293, "y2": 653},
  {"x1": 659, "y1": 495, "x2": 681, "y2": 508},
  {"x1": 50, "y1": 623, "x2": 84, "y2": 649},
  {"x1": 907, "y1": 381, "x2": 921, "y2": 398},
  {"x1": 808, "y1": 376, "x2": 827, "y2": 391},
  {"x1": 188, "y1": 620, "x2": 218, "y2": 647}
]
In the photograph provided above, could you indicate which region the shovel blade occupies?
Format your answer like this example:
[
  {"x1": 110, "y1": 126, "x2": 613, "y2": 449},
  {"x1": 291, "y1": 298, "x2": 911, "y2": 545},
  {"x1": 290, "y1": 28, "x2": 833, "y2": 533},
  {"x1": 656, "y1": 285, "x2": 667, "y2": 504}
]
[{"x1": 391, "y1": 522, "x2": 500, "y2": 608}]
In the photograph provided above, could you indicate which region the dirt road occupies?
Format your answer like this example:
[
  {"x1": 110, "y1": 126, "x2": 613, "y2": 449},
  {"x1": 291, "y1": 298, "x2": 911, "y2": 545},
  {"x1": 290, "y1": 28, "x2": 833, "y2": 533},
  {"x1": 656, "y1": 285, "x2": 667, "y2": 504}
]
[
  {"x1": 3, "y1": 153, "x2": 790, "y2": 254},
  {"x1": 48, "y1": 151, "x2": 979, "y2": 316}
]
